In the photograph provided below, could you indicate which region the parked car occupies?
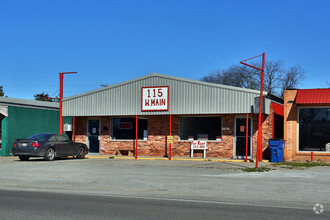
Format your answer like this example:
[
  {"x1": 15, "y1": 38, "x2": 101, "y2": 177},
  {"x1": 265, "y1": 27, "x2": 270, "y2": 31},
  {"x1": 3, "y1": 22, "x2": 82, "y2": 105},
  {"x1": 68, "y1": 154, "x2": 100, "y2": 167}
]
[{"x1": 12, "y1": 133, "x2": 88, "y2": 161}]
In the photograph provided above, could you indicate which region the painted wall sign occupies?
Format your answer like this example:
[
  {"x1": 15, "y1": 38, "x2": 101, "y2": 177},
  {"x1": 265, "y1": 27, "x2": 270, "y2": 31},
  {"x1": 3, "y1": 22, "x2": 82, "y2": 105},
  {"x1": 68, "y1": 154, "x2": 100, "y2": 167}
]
[
  {"x1": 118, "y1": 122, "x2": 132, "y2": 130},
  {"x1": 141, "y1": 86, "x2": 169, "y2": 111}
]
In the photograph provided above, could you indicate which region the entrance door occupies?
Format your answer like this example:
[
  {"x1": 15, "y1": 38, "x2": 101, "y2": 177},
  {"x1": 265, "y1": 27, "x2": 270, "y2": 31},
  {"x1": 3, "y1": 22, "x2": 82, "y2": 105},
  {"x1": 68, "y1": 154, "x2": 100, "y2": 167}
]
[
  {"x1": 235, "y1": 117, "x2": 252, "y2": 159},
  {"x1": 88, "y1": 119, "x2": 100, "y2": 153}
]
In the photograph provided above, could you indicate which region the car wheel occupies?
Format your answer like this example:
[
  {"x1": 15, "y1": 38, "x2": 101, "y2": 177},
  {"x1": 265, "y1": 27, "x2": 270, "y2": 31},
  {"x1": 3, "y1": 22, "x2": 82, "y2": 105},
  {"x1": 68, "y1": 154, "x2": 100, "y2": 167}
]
[
  {"x1": 44, "y1": 148, "x2": 55, "y2": 161},
  {"x1": 76, "y1": 147, "x2": 86, "y2": 159},
  {"x1": 19, "y1": 156, "x2": 30, "y2": 161}
]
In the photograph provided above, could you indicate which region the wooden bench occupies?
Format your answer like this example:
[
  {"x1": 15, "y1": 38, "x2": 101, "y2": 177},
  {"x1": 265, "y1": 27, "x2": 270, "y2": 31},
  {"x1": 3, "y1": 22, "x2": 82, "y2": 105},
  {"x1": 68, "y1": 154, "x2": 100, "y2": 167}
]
[{"x1": 116, "y1": 149, "x2": 135, "y2": 156}]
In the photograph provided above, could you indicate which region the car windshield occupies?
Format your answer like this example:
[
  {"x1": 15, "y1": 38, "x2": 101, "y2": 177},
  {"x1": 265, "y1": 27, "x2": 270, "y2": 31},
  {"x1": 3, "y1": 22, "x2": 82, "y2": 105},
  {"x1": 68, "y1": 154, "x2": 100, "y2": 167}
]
[{"x1": 27, "y1": 134, "x2": 52, "y2": 141}]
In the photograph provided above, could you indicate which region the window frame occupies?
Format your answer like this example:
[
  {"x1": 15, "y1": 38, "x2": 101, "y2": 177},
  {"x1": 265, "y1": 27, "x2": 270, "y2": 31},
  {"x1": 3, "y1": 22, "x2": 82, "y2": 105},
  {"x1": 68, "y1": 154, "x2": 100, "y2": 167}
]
[
  {"x1": 179, "y1": 115, "x2": 223, "y2": 141},
  {"x1": 110, "y1": 117, "x2": 148, "y2": 140},
  {"x1": 297, "y1": 106, "x2": 330, "y2": 152}
]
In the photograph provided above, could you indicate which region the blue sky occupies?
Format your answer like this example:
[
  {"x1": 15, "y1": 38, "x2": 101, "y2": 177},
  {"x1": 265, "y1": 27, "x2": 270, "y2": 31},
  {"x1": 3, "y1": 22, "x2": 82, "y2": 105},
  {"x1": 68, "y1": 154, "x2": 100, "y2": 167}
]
[{"x1": 1, "y1": 0, "x2": 329, "y2": 99}]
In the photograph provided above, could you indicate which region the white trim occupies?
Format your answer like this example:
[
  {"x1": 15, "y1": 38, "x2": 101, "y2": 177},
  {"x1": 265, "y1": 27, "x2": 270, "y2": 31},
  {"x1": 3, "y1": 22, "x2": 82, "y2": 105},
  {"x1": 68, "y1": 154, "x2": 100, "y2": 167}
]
[
  {"x1": 297, "y1": 106, "x2": 330, "y2": 153},
  {"x1": 0, "y1": 106, "x2": 8, "y2": 117},
  {"x1": 234, "y1": 115, "x2": 253, "y2": 159}
]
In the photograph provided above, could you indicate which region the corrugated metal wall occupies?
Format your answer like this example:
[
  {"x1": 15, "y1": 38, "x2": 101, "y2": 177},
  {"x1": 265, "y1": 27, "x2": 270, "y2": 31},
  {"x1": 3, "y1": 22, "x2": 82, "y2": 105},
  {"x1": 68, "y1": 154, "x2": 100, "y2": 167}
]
[
  {"x1": 0, "y1": 106, "x2": 72, "y2": 157},
  {"x1": 0, "y1": 106, "x2": 60, "y2": 156},
  {"x1": 63, "y1": 74, "x2": 270, "y2": 116}
]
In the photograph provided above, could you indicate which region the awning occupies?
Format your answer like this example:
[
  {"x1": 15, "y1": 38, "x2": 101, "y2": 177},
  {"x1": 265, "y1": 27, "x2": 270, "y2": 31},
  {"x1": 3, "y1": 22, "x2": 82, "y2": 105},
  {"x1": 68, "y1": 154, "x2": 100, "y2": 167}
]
[
  {"x1": 270, "y1": 102, "x2": 284, "y2": 116},
  {"x1": 295, "y1": 89, "x2": 330, "y2": 104}
]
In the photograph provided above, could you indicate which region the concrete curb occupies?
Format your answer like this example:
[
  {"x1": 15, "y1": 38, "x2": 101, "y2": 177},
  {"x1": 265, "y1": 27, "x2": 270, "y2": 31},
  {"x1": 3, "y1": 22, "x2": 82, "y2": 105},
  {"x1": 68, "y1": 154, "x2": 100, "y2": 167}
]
[{"x1": 86, "y1": 155, "x2": 269, "y2": 163}]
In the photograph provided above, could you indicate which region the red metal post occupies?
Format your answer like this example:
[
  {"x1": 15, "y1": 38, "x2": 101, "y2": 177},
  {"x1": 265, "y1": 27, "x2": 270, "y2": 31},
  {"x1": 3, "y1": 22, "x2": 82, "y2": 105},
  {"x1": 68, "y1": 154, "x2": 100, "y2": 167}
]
[
  {"x1": 272, "y1": 111, "x2": 275, "y2": 139},
  {"x1": 59, "y1": 72, "x2": 77, "y2": 135},
  {"x1": 135, "y1": 115, "x2": 138, "y2": 159},
  {"x1": 72, "y1": 116, "x2": 75, "y2": 142},
  {"x1": 59, "y1": 73, "x2": 63, "y2": 134},
  {"x1": 259, "y1": 114, "x2": 265, "y2": 161},
  {"x1": 240, "y1": 53, "x2": 265, "y2": 168},
  {"x1": 245, "y1": 113, "x2": 249, "y2": 162},
  {"x1": 169, "y1": 114, "x2": 172, "y2": 160},
  {"x1": 256, "y1": 53, "x2": 265, "y2": 164},
  {"x1": 311, "y1": 151, "x2": 314, "y2": 162}
]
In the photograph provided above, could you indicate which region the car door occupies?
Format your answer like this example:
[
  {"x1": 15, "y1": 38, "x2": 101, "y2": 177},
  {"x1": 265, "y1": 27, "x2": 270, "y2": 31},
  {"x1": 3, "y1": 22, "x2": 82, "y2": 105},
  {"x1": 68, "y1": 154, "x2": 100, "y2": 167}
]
[{"x1": 55, "y1": 134, "x2": 75, "y2": 156}]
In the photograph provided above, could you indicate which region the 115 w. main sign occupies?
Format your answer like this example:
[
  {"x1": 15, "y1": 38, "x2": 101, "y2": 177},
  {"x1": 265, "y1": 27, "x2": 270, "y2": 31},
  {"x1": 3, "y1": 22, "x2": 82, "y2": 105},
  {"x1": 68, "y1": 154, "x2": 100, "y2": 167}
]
[{"x1": 141, "y1": 86, "x2": 169, "y2": 111}]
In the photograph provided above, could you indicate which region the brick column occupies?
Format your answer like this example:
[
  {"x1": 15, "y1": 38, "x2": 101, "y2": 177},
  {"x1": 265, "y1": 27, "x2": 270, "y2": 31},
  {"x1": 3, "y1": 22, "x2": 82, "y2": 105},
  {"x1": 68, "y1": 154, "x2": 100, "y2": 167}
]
[{"x1": 284, "y1": 90, "x2": 298, "y2": 161}]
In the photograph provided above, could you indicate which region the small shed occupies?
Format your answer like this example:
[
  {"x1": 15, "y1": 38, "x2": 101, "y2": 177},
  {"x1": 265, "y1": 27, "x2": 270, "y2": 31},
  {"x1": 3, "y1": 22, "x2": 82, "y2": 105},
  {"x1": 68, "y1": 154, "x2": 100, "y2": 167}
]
[{"x1": 0, "y1": 97, "x2": 72, "y2": 156}]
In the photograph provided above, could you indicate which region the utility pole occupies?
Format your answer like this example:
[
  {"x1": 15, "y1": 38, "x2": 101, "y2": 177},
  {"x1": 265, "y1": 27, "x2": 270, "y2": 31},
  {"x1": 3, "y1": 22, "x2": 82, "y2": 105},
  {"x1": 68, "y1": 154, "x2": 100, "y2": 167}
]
[{"x1": 59, "y1": 72, "x2": 77, "y2": 134}]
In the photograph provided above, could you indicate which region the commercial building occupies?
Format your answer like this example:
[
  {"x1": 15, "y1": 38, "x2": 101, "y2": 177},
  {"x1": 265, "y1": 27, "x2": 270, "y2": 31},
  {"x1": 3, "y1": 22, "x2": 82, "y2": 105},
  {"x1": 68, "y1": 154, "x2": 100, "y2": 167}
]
[
  {"x1": 0, "y1": 97, "x2": 72, "y2": 156},
  {"x1": 63, "y1": 73, "x2": 284, "y2": 159},
  {"x1": 284, "y1": 88, "x2": 330, "y2": 161}
]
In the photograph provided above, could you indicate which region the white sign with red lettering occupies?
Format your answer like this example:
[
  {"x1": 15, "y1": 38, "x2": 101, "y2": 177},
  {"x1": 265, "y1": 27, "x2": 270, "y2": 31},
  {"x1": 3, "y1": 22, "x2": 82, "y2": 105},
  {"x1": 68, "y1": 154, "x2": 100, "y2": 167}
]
[
  {"x1": 141, "y1": 86, "x2": 169, "y2": 111},
  {"x1": 190, "y1": 141, "x2": 207, "y2": 158},
  {"x1": 191, "y1": 141, "x2": 207, "y2": 150}
]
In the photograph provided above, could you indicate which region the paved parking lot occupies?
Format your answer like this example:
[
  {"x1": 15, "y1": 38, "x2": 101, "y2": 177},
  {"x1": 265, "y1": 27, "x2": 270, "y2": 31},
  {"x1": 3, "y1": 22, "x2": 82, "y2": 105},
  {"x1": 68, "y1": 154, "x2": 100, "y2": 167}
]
[{"x1": 0, "y1": 156, "x2": 329, "y2": 211}]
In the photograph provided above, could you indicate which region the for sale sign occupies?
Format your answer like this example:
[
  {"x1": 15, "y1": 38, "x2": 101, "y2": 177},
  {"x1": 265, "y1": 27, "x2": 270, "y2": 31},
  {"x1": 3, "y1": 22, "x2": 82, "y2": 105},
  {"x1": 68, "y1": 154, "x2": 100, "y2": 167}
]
[
  {"x1": 191, "y1": 141, "x2": 207, "y2": 150},
  {"x1": 141, "y1": 86, "x2": 169, "y2": 111}
]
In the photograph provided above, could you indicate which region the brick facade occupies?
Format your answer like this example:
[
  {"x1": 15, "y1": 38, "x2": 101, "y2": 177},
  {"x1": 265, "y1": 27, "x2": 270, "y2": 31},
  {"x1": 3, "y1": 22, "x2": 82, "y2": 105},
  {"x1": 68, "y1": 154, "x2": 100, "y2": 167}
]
[
  {"x1": 284, "y1": 90, "x2": 330, "y2": 161},
  {"x1": 74, "y1": 111, "x2": 275, "y2": 160}
]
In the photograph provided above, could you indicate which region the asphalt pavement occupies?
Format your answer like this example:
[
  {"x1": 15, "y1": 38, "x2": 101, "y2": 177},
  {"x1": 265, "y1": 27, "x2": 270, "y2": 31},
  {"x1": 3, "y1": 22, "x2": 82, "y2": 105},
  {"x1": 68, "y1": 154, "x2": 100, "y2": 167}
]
[
  {"x1": 0, "y1": 190, "x2": 328, "y2": 220},
  {"x1": 0, "y1": 156, "x2": 329, "y2": 219}
]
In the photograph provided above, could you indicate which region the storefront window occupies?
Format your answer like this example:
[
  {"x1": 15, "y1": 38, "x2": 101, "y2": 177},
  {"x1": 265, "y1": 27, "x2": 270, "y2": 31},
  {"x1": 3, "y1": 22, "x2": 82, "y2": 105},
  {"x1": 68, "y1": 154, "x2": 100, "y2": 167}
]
[
  {"x1": 180, "y1": 117, "x2": 222, "y2": 140},
  {"x1": 299, "y1": 108, "x2": 330, "y2": 151},
  {"x1": 111, "y1": 118, "x2": 148, "y2": 140}
]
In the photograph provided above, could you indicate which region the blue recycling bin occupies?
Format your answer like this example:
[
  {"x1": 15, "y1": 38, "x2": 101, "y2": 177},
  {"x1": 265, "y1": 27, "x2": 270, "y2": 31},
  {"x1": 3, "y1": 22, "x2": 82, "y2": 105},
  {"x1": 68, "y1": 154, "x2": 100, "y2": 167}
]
[{"x1": 268, "y1": 139, "x2": 285, "y2": 162}]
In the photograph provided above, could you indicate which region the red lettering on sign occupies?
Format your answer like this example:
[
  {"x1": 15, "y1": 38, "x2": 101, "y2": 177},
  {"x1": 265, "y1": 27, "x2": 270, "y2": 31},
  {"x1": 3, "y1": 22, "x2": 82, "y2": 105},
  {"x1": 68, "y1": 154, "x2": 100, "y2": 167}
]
[
  {"x1": 141, "y1": 86, "x2": 169, "y2": 112},
  {"x1": 118, "y1": 122, "x2": 132, "y2": 129},
  {"x1": 145, "y1": 99, "x2": 150, "y2": 106}
]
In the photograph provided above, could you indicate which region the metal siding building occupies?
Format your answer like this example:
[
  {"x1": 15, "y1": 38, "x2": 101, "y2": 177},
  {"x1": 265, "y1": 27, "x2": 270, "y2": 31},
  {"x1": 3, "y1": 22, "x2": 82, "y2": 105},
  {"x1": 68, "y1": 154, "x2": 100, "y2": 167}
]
[
  {"x1": 63, "y1": 73, "x2": 275, "y2": 116},
  {"x1": 0, "y1": 97, "x2": 72, "y2": 156},
  {"x1": 62, "y1": 73, "x2": 283, "y2": 159}
]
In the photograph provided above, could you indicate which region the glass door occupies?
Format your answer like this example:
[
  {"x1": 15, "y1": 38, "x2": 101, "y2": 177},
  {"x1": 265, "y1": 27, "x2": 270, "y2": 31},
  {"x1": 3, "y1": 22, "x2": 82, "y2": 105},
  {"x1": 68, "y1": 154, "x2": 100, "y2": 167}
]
[
  {"x1": 88, "y1": 119, "x2": 100, "y2": 153},
  {"x1": 235, "y1": 117, "x2": 252, "y2": 159}
]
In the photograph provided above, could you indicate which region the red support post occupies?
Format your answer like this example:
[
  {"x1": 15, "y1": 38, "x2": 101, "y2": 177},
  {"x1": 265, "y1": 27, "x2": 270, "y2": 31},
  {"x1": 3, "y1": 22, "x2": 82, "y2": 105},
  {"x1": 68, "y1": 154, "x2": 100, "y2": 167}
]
[
  {"x1": 311, "y1": 151, "x2": 314, "y2": 162},
  {"x1": 59, "y1": 72, "x2": 77, "y2": 135},
  {"x1": 245, "y1": 113, "x2": 249, "y2": 162},
  {"x1": 169, "y1": 114, "x2": 172, "y2": 160},
  {"x1": 272, "y1": 111, "x2": 275, "y2": 139},
  {"x1": 240, "y1": 53, "x2": 265, "y2": 169},
  {"x1": 59, "y1": 73, "x2": 63, "y2": 134},
  {"x1": 135, "y1": 115, "x2": 138, "y2": 159},
  {"x1": 256, "y1": 53, "x2": 265, "y2": 165},
  {"x1": 72, "y1": 116, "x2": 75, "y2": 142}
]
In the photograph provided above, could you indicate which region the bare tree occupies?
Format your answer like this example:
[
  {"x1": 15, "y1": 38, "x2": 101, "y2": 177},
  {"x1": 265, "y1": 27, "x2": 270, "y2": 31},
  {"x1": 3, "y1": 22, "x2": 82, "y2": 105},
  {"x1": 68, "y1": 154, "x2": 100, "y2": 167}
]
[
  {"x1": 0, "y1": 86, "x2": 4, "y2": 97},
  {"x1": 280, "y1": 65, "x2": 305, "y2": 96},
  {"x1": 34, "y1": 92, "x2": 59, "y2": 102},
  {"x1": 201, "y1": 60, "x2": 305, "y2": 97},
  {"x1": 327, "y1": 81, "x2": 330, "y2": 88}
]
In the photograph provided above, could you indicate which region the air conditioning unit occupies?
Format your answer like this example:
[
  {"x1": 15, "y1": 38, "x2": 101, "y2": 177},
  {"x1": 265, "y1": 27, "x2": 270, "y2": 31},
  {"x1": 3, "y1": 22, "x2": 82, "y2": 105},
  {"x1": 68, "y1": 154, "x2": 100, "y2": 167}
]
[{"x1": 64, "y1": 124, "x2": 72, "y2": 132}]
